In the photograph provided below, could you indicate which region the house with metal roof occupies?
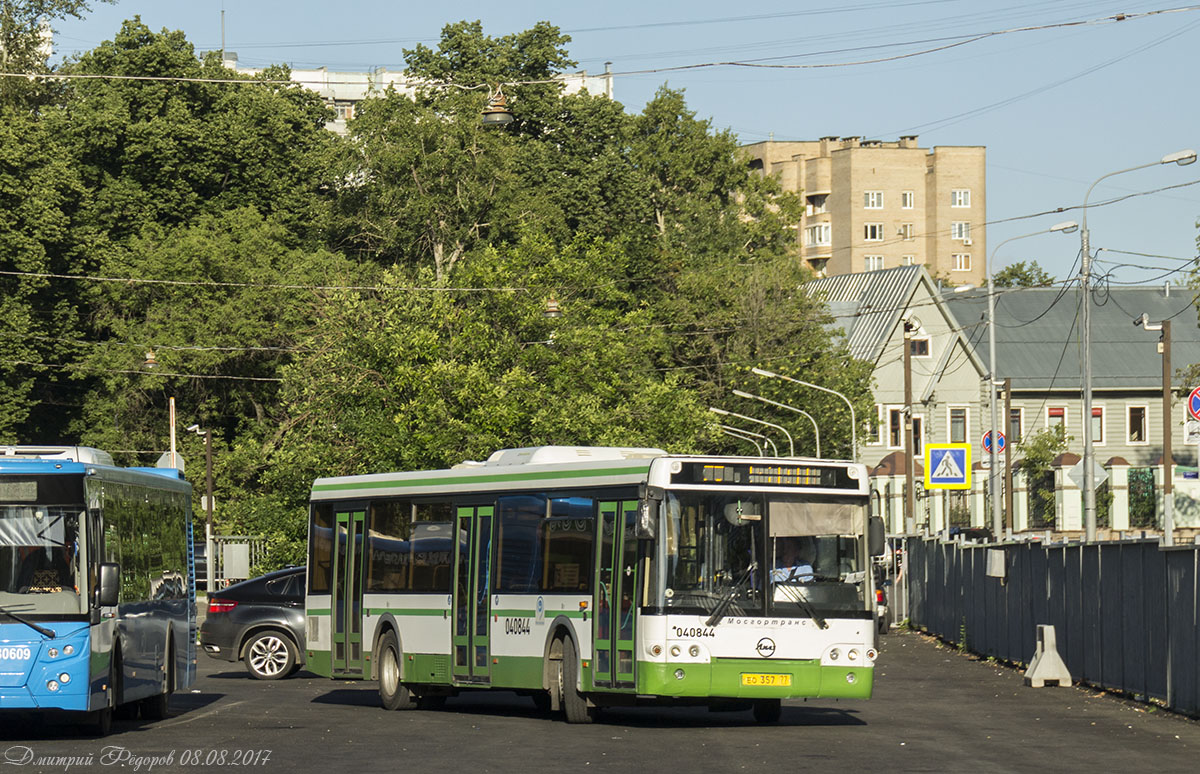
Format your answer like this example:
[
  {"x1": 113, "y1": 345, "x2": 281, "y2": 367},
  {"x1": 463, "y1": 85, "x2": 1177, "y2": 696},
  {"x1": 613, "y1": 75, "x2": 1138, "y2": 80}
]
[
  {"x1": 944, "y1": 283, "x2": 1200, "y2": 535},
  {"x1": 805, "y1": 265, "x2": 1200, "y2": 538},
  {"x1": 806, "y1": 265, "x2": 987, "y2": 533}
]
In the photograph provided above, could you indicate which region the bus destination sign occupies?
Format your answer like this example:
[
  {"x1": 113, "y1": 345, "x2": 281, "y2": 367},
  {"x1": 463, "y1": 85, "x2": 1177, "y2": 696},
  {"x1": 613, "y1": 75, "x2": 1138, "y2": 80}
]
[{"x1": 672, "y1": 462, "x2": 857, "y2": 490}]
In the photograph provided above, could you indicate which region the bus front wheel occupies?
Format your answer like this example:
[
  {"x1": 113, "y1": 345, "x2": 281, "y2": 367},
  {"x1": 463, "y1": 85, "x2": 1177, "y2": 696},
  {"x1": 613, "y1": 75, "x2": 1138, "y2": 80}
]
[
  {"x1": 559, "y1": 637, "x2": 596, "y2": 724},
  {"x1": 752, "y1": 699, "x2": 782, "y2": 724},
  {"x1": 378, "y1": 630, "x2": 417, "y2": 711}
]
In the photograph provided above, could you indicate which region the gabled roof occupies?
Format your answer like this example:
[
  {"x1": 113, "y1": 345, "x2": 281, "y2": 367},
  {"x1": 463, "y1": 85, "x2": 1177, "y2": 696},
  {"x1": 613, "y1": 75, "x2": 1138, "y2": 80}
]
[
  {"x1": 942, "y1": 285, "x2": 1200, "y2": 391},
  {"x1": 806, "y1": 266, "x2": 985, "y2": 378}
]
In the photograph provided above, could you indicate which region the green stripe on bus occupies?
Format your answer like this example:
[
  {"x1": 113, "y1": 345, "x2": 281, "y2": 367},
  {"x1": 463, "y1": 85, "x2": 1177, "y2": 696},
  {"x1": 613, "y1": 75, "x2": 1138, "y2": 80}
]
[
  {"x1": 490, "y1": 609, "x2": 588, "y2": 619},
  {"x1": 311, "y1": 464, "x2": 651, "y2": 493}
]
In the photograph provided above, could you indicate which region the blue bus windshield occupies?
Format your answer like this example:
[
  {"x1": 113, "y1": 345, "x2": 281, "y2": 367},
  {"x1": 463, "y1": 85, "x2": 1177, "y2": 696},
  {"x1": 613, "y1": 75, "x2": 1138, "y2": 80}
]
[{"x1": 0, "y1": 506, "x2": 86, "y2": 615}]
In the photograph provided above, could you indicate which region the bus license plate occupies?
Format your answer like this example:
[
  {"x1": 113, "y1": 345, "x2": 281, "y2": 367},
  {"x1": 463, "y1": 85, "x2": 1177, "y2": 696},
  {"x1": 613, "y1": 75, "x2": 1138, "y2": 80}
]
[{"x1": 741, "y1": 673, "x2": 791, "y2": 687}]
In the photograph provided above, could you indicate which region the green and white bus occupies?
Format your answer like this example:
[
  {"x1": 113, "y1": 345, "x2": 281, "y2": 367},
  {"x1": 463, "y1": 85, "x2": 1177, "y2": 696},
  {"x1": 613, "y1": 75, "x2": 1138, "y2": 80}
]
[{"x1": 305, "y1": 446, "x2": 884, "y2": 723}]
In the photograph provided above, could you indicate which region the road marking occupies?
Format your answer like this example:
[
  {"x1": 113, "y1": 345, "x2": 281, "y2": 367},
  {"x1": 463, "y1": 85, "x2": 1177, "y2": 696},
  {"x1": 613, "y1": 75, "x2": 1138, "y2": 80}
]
[{"x1": 157, "y1": 699, "x2": 249, "y2": 728}]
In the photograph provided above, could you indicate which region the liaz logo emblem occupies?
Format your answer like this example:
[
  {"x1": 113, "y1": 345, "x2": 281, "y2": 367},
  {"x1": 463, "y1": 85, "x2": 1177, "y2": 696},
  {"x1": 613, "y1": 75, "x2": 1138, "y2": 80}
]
[{"x1": 755, "y1": 638, "x2": 776, "y2": 658}]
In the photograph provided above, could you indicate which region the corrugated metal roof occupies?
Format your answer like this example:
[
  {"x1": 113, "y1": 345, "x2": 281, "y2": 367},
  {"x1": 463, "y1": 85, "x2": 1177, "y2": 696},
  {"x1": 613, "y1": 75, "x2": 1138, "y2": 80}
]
[
  {"x1": 942, "y1": 285, "x2": 1200, "y2": 390},
  {"x1": 806, "y1": 266, "x2": 923, "y2": 361}
]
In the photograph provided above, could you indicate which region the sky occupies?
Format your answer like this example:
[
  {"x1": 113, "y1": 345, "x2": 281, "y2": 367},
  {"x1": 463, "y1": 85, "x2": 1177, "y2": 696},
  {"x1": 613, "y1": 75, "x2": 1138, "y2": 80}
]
[{"x1": 50, "y1": 1, "x2": 1200, "y2": 287}]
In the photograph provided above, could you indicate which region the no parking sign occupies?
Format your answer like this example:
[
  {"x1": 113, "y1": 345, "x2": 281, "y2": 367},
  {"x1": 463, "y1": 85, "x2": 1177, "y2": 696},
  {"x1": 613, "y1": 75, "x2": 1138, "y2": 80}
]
[{"x1": 1189, "y1": 386, "x2": 1200, "y2": 422}]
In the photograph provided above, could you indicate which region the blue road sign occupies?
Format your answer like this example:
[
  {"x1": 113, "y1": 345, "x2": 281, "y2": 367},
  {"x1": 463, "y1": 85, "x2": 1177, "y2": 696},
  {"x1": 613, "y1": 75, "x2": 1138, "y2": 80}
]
[
  {"x1": 925, "y1": 444, "x2": 971, "y2": 490},
  {"x1": 982, "y1": 430, "x2": 1006, "y2": 454}
]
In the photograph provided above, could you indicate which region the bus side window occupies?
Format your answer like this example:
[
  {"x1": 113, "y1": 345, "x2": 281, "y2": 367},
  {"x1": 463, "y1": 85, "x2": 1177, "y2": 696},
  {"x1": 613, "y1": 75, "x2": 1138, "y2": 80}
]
[{"x1": 546, "y1": 498, "x2": 594, "y2": 592}]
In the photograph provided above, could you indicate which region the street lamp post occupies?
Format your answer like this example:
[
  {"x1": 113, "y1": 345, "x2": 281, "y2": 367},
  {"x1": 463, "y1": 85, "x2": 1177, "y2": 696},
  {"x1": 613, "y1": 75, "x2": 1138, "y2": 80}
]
[
  {"x1": 1080, "y1": 149, "x2": 1196, "y2": 542},
  {"x1": 1135, "y1": 314, "x2": 1174, "y2": 546},
  {"x1": 719, "y1": 425, "x2": 766, "y2": 456},
  {"x1": 750, "y1": 368, "x2": 856, "y2": 460},
  {"x1": 708, "y1": 407, "x2": 794, "y2": 457},
  {"x1": 986, "y1": 221, "x2": 1077, "y2": 539},
  {"x1": 732, "y1": 388, "x2": 821, "y2": 457},
  {"x1": 187, "y1": 424, "x2": 214, "y2": 593}
]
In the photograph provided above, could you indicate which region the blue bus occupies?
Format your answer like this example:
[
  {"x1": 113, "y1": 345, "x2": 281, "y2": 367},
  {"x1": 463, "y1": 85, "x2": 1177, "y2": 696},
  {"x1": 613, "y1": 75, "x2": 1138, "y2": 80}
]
[{"x1": 0, "y1": 446, "x2": 196, "y2": 733}]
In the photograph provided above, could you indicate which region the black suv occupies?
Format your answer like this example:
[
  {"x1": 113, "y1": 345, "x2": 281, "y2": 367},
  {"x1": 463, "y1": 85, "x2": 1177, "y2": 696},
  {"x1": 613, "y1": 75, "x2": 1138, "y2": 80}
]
[{"x1": 199, "y1": 566, "x2": 306, "y2": 680}]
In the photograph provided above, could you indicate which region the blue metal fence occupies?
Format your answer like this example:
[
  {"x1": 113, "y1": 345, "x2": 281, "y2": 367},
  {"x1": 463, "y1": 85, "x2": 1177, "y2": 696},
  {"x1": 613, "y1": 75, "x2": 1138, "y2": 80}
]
[{"x1": 904, "y1": 537, "x2": 1200, "y2": 716}]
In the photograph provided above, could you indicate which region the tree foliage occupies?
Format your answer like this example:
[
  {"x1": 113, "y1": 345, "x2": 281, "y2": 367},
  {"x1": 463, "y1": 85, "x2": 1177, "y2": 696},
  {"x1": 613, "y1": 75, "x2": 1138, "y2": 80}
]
[
  {"x1": 4, "y1": 15, "x2": 874, "y2": 568},
  {"x1": 993, "y1": 260, "x2": 1054, "y2": 288}
]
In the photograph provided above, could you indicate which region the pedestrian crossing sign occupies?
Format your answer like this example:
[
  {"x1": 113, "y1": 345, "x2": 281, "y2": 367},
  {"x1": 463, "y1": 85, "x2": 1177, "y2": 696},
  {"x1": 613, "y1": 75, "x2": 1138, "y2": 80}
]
[{"x1": 924, "y1": 444, "x2": 971, "y2": 489}]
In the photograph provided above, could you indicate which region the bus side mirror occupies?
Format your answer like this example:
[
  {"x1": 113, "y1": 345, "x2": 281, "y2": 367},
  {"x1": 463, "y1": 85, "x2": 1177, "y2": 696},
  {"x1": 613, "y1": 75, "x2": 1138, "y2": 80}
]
[
  {"x1": 868, "y1": 516, "x2": 886, "y2": 557},
  {"x1": 98, "y1": 562, "x2": 120, "y2": 607},
  {"x1": 637, "y1": 485, "x2": 664, "y2": 539}
]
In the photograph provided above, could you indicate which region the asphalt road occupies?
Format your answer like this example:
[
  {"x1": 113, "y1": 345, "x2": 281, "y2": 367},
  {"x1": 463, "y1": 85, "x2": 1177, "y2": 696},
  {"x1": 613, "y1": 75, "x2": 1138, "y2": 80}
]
[{"x1": 3, "y1": 631, "x2": 1198, "y2": 773}]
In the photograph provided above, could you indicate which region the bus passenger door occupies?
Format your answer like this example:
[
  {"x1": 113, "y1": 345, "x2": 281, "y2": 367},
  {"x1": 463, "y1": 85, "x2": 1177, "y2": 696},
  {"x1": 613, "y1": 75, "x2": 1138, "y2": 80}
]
[
  {"x1": 593, "y1": 501, "x2": 639, "y2": 689},
  {"x1": 331, "y1": 508, "x2": 367, "y2": 677},
  {"x1": 452, "y1": 505, "x2": 493, "y2": 683}
]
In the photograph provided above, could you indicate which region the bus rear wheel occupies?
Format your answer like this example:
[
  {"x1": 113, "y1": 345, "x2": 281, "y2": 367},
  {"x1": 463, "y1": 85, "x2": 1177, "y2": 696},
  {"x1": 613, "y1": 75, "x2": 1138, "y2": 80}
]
[
  {"x1": 752, "y1": 699, "x2": 782, "y2": 724},
  {"x1": 559, "y1": 637, "x2": 596, "y2": 724},
  {"x1": 378, "y1": 631, "x2": 417, "y2": 711}
]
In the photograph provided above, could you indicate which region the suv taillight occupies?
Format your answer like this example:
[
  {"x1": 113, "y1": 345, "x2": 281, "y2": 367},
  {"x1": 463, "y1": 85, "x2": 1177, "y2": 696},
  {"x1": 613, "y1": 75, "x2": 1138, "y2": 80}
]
[{"x1": 208, "y1": 597, "x2": 238, "y2": 614}]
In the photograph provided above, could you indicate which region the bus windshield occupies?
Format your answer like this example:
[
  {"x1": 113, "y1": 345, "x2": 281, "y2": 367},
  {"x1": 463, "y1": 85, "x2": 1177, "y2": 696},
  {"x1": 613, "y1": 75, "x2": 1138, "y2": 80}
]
[
  {"x1": 0, "y1": 506, "x2": 86, "y2": 614},
  {"x1": 659, "y1": 492, "x2": 868, "y2": 616}
]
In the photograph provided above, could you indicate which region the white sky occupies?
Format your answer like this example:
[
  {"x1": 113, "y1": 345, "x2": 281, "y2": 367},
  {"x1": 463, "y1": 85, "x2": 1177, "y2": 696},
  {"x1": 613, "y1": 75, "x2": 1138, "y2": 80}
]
[{"x1": 51, "y1": 1, "x2": 1200, "y2": 286}]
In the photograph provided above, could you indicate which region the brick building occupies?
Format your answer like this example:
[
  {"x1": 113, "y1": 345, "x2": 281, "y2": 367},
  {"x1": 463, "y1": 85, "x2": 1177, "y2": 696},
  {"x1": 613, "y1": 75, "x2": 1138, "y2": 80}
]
[{"x1": 743, "y1": 136, "x2": 986, "y2": 285}]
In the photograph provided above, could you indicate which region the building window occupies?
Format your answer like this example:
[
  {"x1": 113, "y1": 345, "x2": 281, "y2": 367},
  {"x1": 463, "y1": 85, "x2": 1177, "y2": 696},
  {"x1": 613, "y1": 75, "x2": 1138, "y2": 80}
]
[
  {"x1": 868, "y1": 405, "x2": 883, "y2": 445},
  {"x1": 805, "y1": 223, "x2": 831, "y2": 246},
  {"x1": 901, "y1": 190, "x2": 914, "y2": 209},
  {"x1": 912, "y1": 416, "x2": 924, "y2": 455},
  {"x1": 1048, "y1": 407, "x2": 1066, "y2": 429},
  {"x1": 951, "y1": 189, "x2": 971, "y2": 208},
  {"x1": 909, "y1": 338, "x2": 930, "y2": 357},
  {"x1": 898, "y1": 223, "x2": 915, "y2": 241},
  {"x1": 951, "y1": 221, "x2": 971, "y2": 241},
  {"x1": 806, "y1": 194, "x2": 828, "y2": 215},
  {"x1": 949, "y1": 407, "x2": 968, "y2": 443},
  {"x1": 1092, "y1": 406, "x2": 1105, "y2": 445},
  {"x1": 902, "y1": 255, "x2": 915, "y2": 266},
  {"x1": 864, "y1": 223, "x2": 885, "y2": 241},
  {"x1": 1009, "y1": 408, "x2": 1023, "y2": 444},
  {"x1": 334, "y1": 101, "x2": 355, "y2": 121},
  {"x1": 889, "y1": 408, "x2": 904, "y2": 449},
  {"x1": 864, "y1": 191, "x2": 884, "y2": 209},
  {"x1": 952, "y1": 253, "x2": 971, "y2": 272},
  {"x1": 1128, "y1": 405, "x2": 1148, "y2": 444},
  {"x1": 865, "y1": 255, "x2": 884, "y2": 271}
]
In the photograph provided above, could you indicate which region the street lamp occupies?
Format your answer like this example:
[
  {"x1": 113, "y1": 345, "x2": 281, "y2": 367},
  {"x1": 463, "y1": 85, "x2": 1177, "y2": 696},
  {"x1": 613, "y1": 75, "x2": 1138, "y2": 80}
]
[
  {"x1": 708, "y1": 407, "x2": 794, "y2": 457},
  {"x1": 986, "y1": 220, "x2": 1077, "y2": 539},
  {"x1": 187, "y1": 423, "x2": 215, "y2": 593},
  {"x1": 732, "y1": 388, "x2": 821, "y2": 457},
  {"x1": 719, "y1": 425, "x2": 767, "y2": 456},
  {"x1": 1079, "y1": 149, "x2": 1196, "y2": 542},
  {"x1": 1134, "y1": 314, "x2": 1174, "y2": 546},
  {"x1": 750, "y1": 368, "x2": 856, "y2": 460}
]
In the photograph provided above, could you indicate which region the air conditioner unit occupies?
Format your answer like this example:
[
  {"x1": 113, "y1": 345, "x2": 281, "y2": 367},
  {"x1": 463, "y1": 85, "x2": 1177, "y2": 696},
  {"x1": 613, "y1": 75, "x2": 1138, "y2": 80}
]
[{"x1": 963, "y1": 238, "x2": 973, "y2": 246}]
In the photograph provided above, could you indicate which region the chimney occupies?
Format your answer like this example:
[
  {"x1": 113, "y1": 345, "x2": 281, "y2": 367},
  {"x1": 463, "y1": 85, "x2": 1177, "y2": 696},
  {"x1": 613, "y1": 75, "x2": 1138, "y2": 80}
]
[{"x1": 900, "y1": 135, "x2": 919, "y2": 149}]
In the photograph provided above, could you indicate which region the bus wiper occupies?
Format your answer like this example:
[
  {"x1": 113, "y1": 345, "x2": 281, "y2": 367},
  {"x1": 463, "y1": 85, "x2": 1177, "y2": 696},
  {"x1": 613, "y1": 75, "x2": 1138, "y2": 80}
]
[
  {"x1": 0, "y1": 604, "x2": 56, "y2": 639},
  {"x1": 705, "y1": 562, "x2": 757, "y2": 627},
  {"x1": 776, "y1": 583, "x2": 828, "y2": 630}
]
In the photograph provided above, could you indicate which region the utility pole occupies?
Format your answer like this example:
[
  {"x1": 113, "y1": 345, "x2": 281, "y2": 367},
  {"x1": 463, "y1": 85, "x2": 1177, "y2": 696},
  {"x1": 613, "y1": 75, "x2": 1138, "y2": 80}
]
[
  {"x1": 904, "y1": 322, "x2": 915, "y2": 534},
  {"x1": 1163, "y1": 320, "x2": 1173, "y2": 546}
]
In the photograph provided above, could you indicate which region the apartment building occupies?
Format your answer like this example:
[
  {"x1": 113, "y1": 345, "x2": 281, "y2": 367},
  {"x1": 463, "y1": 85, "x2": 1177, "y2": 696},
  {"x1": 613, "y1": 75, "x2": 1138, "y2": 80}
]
[
  {"x1": 743, "y1": 136, "x2": 986, "y2": 285},
  {"x1": 219, "y1": 53, "x2": 614, "y2": 135}
]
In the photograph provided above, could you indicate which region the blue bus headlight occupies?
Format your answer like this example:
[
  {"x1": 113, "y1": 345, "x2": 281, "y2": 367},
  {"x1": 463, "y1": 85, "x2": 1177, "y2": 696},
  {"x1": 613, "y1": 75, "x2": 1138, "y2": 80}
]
[
  {"x1": 63, "y1": 645, "x2": 75, "y2": 656},
  {"x1": 47, "y1": 680, "x2": 59, "y2": 692},
  {"x1": 59, "y1": 673, "x2": 71, "y2": 684}
]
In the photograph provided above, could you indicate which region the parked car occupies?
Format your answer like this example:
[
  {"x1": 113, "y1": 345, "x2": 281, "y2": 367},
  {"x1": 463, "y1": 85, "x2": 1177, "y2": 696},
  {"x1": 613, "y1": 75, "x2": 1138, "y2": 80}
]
[{"x1": 200, "y1": 566, "x2": 306, "y2": 679}]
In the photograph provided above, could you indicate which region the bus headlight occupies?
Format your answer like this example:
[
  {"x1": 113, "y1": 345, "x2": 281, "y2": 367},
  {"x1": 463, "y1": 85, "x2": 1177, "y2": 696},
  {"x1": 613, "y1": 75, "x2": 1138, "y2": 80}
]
[
  {"x1": 47, "y1": 648, "x2": 58, "y2": 658},
  {"x1": 670, "y1": 645, "x2": 681, "y2": 657},
  {"x1": 829, "y1": 648, "x2": 840, "y2": 661},
  {"x1": 63, "y1": 645, "x2": 74, "y2": 656},
  {"x1": 848, "y1": 649, "x2": 860, "y2": 662},
  {"x1": 846, "y1": 673, "x2": 857, "y2": 684},
  {"x1": 47, "y1": 680, "x2": 59, "y2": 692},
  {"x1": 59, "y1": 673, "x2": 71, "y2": 684},
  {"x1": 688, "y1": 645, "x2": 700, "y2": 657},
  {"x1": 649, "y1": 644, "x2": 663, "y2": 657},
  {"x1": 674, "y1": 669, "x2": 686, "y2": 680},
  {"x1": 866, "y1": 648, "x2": 878, "y2": 662}
]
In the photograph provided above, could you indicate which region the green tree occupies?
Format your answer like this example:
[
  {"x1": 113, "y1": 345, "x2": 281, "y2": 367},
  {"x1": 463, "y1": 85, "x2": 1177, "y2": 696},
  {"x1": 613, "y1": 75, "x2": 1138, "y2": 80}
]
[
  {"x1": 993, "y1": 260, "x2": 1054, "y2": 288},
  {"x1": 0, "y1": 0, "x2": 112, "y2": 107},
  {"x1": 1017, "y1": 425, "x2": 1069, "y2": 526}
]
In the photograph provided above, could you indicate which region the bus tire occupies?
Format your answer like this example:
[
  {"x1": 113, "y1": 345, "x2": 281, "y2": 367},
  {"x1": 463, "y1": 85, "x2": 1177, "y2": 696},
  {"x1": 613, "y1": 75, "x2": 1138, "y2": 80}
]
[
  {"x1": 378, "y1": 630, "x2": 417, "y2": 711},
  {"x1": 244, "y1": 630, "x2": 297, "y2": 680},
  {"x1": 141, "y1": 640, "x2": 174, "y2": 720},
  {"x1": 560, "y1": 637, "x2": 595, "y2": 724},
  {"x1": 92, "y1": 707, "x2": 112, "y2": 737},
  {"x1": 752, "y1": 699, "x2": 782, "y2": 724},
  {"x1": 112, "y1": 649, "x2": 138, "y2": 720}
]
